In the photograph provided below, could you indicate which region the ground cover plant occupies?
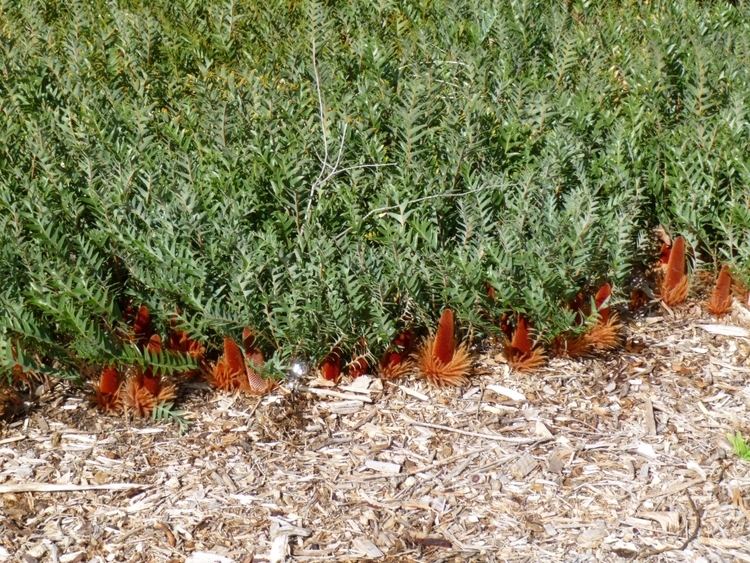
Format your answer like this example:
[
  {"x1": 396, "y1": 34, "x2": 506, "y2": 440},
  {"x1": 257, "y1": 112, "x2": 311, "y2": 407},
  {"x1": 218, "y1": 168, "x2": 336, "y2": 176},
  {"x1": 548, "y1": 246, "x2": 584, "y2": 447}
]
[{"x1": 1, "y1": 0, "x2": 750, "y2": 413}]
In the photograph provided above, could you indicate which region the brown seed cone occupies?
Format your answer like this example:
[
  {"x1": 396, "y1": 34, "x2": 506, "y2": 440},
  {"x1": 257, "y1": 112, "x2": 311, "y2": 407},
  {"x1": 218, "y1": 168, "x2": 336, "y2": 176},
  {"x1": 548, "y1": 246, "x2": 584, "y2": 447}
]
[{"x1": 416, "y1": 335, "x2": 472, "y2": 387}]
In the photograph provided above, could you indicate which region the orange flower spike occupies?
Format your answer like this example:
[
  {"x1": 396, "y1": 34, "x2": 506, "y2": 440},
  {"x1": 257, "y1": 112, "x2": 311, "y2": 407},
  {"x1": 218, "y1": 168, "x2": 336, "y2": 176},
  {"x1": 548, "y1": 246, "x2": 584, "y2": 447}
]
[
  {"x1": 223, "y1": 337, "x2": 246, "y2": 377},
  {"x1": 707, "y1": 264, "x2": 733, "y2": 316},
  {"x1": 485, "y1": 283, "x2": 497, "y2": 301},
  {"x1": 433, "y1": 308, "x2": 456, "y2": 364},
  {"x1": 510, "y1": 316, "x2": 532, "y2": 355},
  {"x1": 416, "y1": 308, "x2": 471, "y2": 387},
  {"x1": 99, "y1": 367, "x2": 120, "y2": 395},
  {"x1": 94, "y1": 366, "x2": 123, "y2": 413},
  {"x1": 393, "y1": 330, "x2": 415, "y2": 351},
  {"x1": 664, "y1": 236, "x2": 685, "y2": 289},
  {"x1": 320, "y1": 350, "x2": 342, "y2": 382},
  {"x1": 146, "y1": 334, "x2": 162, "y2": 354},
  {"x1": 659, "y1": 243, "x2": 671, "y2": 265},
  {"x1": 132, "y1": 305, "x2": 153, "y2": 345},
  {"x1": 141, "y1": 370, "x2": 161, "y2": 397},
  {"x1": 387, "y1": 351, "x2": 401, "y2": 366},
  {"x1": 505, "y1": 316, "x2": 546, "y2": 372},
  {"x1": 594, "y1": 283, "x2": 612, "y2": 323},
  {"x1": 660, "y1": 236, "x2": 689, "y2": 306},
  {"x1": 347, "y1": 356, "x2": 369, "y2": 378},
  {"x1": 142, "y1": 334, "x2": 164, "y2": 394}
]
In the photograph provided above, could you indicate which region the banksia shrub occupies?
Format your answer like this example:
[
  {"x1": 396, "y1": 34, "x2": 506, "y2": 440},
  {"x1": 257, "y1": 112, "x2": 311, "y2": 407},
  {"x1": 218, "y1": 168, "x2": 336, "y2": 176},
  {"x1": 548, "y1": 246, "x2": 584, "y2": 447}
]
[
  {"x1": 417, "y1": 309, "x2": 471, "y2": 387},
  {"x1": 1, "y1": 0, "x2": 749, "y2": 392}
]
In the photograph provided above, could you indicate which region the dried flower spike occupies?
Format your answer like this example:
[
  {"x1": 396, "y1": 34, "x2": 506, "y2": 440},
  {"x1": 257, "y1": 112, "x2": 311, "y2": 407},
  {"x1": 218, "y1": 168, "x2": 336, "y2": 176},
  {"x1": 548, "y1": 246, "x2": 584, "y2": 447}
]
[
  {"x1": 660, "y1": 235, "x2": 689, "y2": 306},
  {"x1": 504, "y1": 316, "x2": 546, "y2": 372},
  {"x1": 706, "y1": 264, "x2": 732, "y2": 316},
  {"x1": 417, "y1": 309, "x2": 471, "y2": 387}
]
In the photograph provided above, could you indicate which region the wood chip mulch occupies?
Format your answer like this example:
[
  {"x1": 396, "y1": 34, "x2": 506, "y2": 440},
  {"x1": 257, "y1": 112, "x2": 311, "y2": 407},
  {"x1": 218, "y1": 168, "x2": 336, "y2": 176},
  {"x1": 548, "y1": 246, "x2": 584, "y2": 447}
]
[{"x1": 2, "y1": 302, "x2": 750, "y2": 562}]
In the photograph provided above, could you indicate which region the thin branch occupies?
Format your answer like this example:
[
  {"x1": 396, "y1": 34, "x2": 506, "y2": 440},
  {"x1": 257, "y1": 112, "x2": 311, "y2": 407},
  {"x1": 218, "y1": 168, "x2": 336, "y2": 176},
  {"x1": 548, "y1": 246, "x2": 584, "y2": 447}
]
[
  {"x1": 404, "y1": 415, "x2": 549, "y2": 444},
  {"x1": 635, "y1": 491, "x2": 702, "y2": 559},
  {"x1": 302, "y1": 35, "x2": 329, "y2": 229},
  {"x1": 0, "y1": 482, "x2": 148, "y2": 494},
  {"x1": 334, "y1": 182, "x2": 500, "y2": 243}
]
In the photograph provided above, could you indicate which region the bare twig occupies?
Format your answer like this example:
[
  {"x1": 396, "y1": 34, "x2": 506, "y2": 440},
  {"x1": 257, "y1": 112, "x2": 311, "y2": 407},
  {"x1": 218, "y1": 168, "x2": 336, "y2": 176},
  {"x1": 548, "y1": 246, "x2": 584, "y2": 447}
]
[
  {"x1": 356, "y1": 446, "x2": 495, "y2": 481},
  {"x1": 0, "y1": 483, "x2": 148, "y2": 494},
  {"x1": 635, "y1": 491, "x2": 702, "y2": 560},
  {"x1": 301, "y1": 35, "x2": 395, "y2": 233},
  {"x1": 404, "y1": 415, "x2": 547, "y2": 444},
  {"x1": 334, "y1": 182, "x2": 501, "y2": 243}
]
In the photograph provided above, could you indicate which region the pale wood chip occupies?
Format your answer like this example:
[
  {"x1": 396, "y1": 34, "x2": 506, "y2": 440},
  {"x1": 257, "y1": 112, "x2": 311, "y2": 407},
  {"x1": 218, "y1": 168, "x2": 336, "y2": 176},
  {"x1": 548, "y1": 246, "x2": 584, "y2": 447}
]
[
  {"x1": 486, "y1": 384, "x2": 526, "y2": 402},
  {"x1": 697, "y1": 324, "x2": 750, "y2": 337},
  {"x1": 364, "y1": 460, "x2": 401, "y2": 474},
  {"x1": 351, "y1": 537, "x2": 384, "y2": 558}
]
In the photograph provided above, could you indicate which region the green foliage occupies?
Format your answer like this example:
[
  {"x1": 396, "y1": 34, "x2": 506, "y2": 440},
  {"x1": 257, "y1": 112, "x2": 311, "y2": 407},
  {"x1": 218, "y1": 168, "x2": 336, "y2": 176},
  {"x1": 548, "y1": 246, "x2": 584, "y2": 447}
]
[
  {"x1": 728, "y1": 432, "x2": 750, "y2": 462},
  {"x1": 152, "y1": 402, "x2": 190, "y2": 434},
  {"x1": 0, "y1": 0, "x2": 749, "y2": 377}
]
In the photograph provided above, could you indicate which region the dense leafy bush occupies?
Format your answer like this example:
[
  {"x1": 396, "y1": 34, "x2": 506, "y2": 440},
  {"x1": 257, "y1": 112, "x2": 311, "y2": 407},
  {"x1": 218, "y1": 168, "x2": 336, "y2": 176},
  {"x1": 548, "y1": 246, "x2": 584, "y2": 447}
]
[{"x1": 1, "y1": 0, "x2": 749, "y2": 379}]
